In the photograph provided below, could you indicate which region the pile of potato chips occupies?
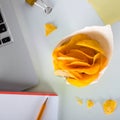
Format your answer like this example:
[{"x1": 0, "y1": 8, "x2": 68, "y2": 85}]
[{"x1": 52, "y1": 34, "x2": 108, "y2": 87}]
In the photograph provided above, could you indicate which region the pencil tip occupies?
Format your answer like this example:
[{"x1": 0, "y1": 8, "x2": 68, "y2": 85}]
[{"x1": 45, "y1": 97, "x2": 48, "y2": 103}]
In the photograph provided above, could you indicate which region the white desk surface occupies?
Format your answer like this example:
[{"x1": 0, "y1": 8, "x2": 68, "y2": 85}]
[{"x1": 12, "y1": 0, "x2": 120, "y2": 120}]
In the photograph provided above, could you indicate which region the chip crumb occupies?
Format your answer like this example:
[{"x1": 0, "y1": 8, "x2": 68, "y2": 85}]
[
  {"x1": 87, "y1": 99, "x2": 94, "y2": 108},
  {"x1": 45, "y1": 23, "x2": 57, "y2": 36},
  {"x1": 102, "y1": 99, "x2": 117, "y2": 115},
  {"x1": 76, "y1": 97, "x2": 83, "y2": 105}
]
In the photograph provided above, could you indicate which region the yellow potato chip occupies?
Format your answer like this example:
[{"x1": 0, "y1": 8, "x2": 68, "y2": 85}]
[
  {"x1": 57, "y1": 56, "x2": 77, "y2": 61},
  {"x1": 53, "y1": 59, "x2": 69, "y2": 70},
  {"x1": 68, "y1": 71, "x2": 83, "y2": 80},
  {"x1": 45, "y1": 23, "x2": 57, "y2": 36},
  {"x1": 66, "y1": 61, "x2": 91, "y2": 67},
  {"x1": 103, "y1": 99, "x2": 117, "y2": 115},
  {"x1": 66, "y1": 53, "x2": 101, "y2": 75},
  {"x1": 66, "y1": 49, "x2": 91, "y2": 63},
  {"x1": 56, "y1": 34, "x2": 91, "y2": 53},
  {"x1": 53, "y1": 48, "x2": 66, "y2": 56},
  {"x1": 76, "y1": 39, "x2": 105, "y2": 55},
  {"x1": 76, "y1": 97, "x2": 83, "y2": 105},
  {"x1": 55, "y1": 52, "x2": 79, "y2": 61},
  {"x1": 53, "y1": 42, "x2": 70, "y2": 55},
  {"x1": 54, "y1": 49, "x2": 93, "y2": 66},
  {"x1": 66, "y1": 48, "x2": 95, "y2": 61},
  {"x1": 87, "y1": 99, "x2": 95, "y2": 108},
  {"x1": 69, "y1": 34, "x2": 92, "y2": 48},
  {"x1": 53, "y1": 51, "x2": 75, "y2": 62},
  {"x1": 53, "y1": 57, "x2": 73, "y2": 70},
  {"x1": 77, "y1": 46, "x2": 97, "y2": 58},
  {"x1": 52, "y1": 59, "x2": 60, "y2": 70},
  {"x1": 69, "y1": 63, "x2": 100, "y2": 75},
  {"x1": 66, "y1": 73, "x2": 99, "y2": 87},
  {"x1": 57, "y1": 44, "x2": 97, "y2": 58},
  {"x1": 54, "y1": 70, "x2": 74, "y2": 78},
  {"x1": 92, "y1": 53, "x2": 101, "y2": 65},
  {"x1": 100, "y1": 54, "x2": 108, "y2": 71}
]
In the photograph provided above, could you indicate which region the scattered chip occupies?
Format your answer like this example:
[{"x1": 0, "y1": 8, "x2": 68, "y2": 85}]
[
  {"x1": 102, "y1": 99, "x2": 117, "y2": 115},
  {"x1": 87, "y1": 99, "x2": 95, "y2": 108},
  {"x1": 45, "y1": 23, "x2": 57, "y2": 36},
  {"x1": 76, "y1": 97, "x2": 118, "y2": 115},
  {"x1": 76, "y1": 97, "x2": 83, "y2": 105}
]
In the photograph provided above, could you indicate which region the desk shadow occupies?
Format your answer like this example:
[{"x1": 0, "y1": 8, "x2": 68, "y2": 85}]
[{"x1": 25, "y1": 80, "x2": 55, "y2": 94}]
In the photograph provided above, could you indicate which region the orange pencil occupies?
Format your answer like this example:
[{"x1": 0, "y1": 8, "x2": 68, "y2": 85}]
[{"x1": 36, "y1": 97, "x2": 48, "y2": 120}]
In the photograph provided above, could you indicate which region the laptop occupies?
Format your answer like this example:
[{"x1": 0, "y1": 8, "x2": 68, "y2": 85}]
[{"x1": 0, "y1": 0, "x2": 39, "y2": 91}]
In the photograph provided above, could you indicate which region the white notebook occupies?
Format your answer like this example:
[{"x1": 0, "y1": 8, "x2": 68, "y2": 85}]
[{"x1": 0, "y1": 91, "x2": 59, "y2": 120}]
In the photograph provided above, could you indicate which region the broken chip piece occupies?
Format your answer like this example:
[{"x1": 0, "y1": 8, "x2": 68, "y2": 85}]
[
  {"x1": 87, "y1": 99, "x2": 95, "y2": 108},
  {"x1": 102, "y1": 99, "x2": 117, "y2": 115},
  {"x1": 45, "y1": 23, "x2": 57, "y2": 36},
  {"x1": 76, "y1": 97, "x2": 83, "y2": 105}
]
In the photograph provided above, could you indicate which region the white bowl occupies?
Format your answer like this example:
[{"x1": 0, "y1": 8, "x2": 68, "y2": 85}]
[{"x1": 55, "y1": 25, "x2": 114, "y2": 85}]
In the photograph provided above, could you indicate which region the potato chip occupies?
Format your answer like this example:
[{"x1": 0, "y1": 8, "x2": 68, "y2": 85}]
[
  {"x1": 68, "y1": 63, "x2": 100, "y2": 75},
  {"x1": 100, "y1": 54, "x2": 108, "y2": 71},
  {"x1": 57, "y1": 56, "x2": 77, "y2": 61},
  {"x1": 45, "y1": 23, "x2": 57, "y2": 36},
  {"x1": 102, "y1": 99, "x2": 117, "y2": 115},
  {"x1": 77, "y1": 46, "x2": 97, "y2": 58},
  {"x1": 66, "y1": 53, "x2": 101, "y2": 75},
  {"x1": 68, "y1": 70, "x2": 83, "y2": 79},
  {"x1": 53, "y1": 59, "x2": 70, "y2": 70},
  {"x1": 53, "y1": 59, "x2": 60, "y2": 70},
  {"x1": 55, "y1": 70, "x2": 83, "y2": 80},
  {"x1": 54, "y1": 70, "x2": 74, "y2": 78},
  {"x1": 69, "y1": 34, "x2": 92, "y2": 48},
  {"x1": 57, "y1": 45, "x2": 96, "y2": 59},
  {"x1": 87, "y1": 99, "x2": 95, "y2": 108},
  {"x1": 92, "y1": 53, "x2": 101, "y2": 65},
  {"x1": 55, "y1": 34, "x2": 91, "y2": 53},
  {"x1": 54, "y1": 49, "x2": 93, "y2": 66},
  {"x1": 55, "y1": 52, "x2": 79, "y2": 61},
  {"x1": 66, "y1": 49, "x2": 91, "y2": 63},
  {"x1": 76, "y1": 39, "x2": 105, "y2": 55},
  {"x1": 53, "y1": 41, "x2": 70, "y2": 55},
  {"x1": 66, "y1": 73, "x2": 99, "y2": 87},
  {"x1": 53, "y1": 57, "x2": 73, "y2": 70},
  {"x1": 76, "y1": 97, "x2": 83, "y2": 105},
  {"x1": 66, "y1": 61, "x2": 91, "y2": 67}
]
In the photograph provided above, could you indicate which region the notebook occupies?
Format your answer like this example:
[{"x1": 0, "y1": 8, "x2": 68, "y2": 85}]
[
  {"x1": 0, "y1": 91, "x2": 59, "y2": 120},
  {"x1": 0, "y1": 0, "x2": 39, "y2": 90}
]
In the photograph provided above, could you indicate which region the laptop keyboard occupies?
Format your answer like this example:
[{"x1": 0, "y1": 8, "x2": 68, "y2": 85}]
[
  {"x1": 0, "y1": 24, "x2": 7, "y2": 33},
  {"x1": 0, "y1": 12, "x2": 4, "y2": 23},
  {"x1": 0, "y1": 10, "x2": 12, "y2": 46}
]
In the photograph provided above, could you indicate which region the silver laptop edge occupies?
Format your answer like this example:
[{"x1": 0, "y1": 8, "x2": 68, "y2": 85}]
[{"x1": 0, "y1": 0, "x2": 39, "y2": 91}]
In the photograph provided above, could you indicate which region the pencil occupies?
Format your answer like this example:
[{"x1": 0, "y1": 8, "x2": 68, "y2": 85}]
[{"x1": 36, "y1": 97, "x2": 48, "y2": 120}]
